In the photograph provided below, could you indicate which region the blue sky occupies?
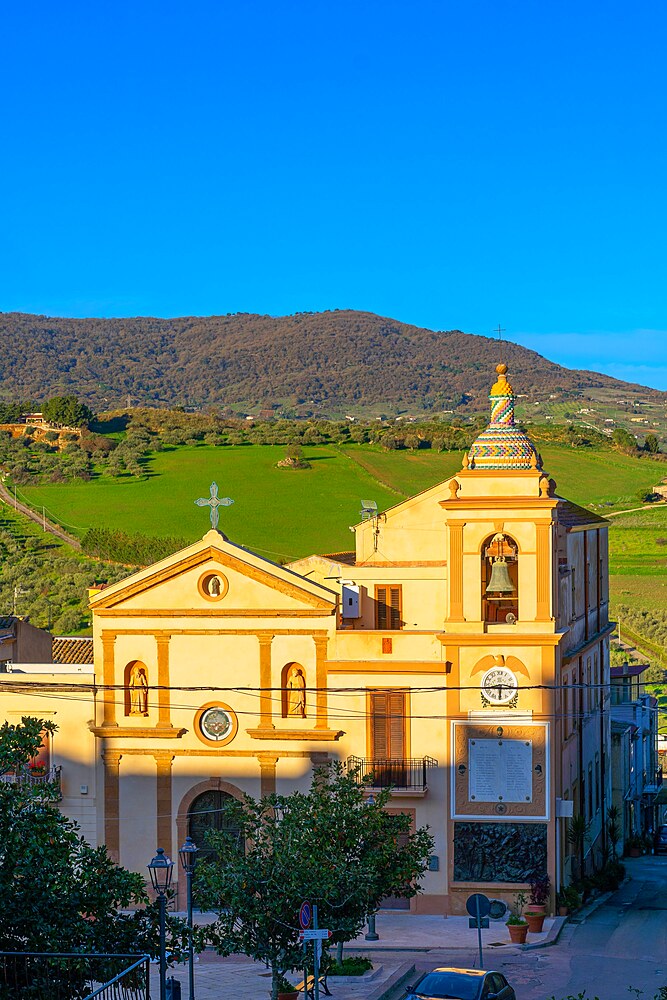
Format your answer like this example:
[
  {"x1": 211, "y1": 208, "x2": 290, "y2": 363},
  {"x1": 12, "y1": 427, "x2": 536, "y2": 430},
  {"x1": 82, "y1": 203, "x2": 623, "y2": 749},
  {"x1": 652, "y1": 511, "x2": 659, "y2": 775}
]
[{"x1": 2, "y1": 1, "x2": 666, "y2": 388}]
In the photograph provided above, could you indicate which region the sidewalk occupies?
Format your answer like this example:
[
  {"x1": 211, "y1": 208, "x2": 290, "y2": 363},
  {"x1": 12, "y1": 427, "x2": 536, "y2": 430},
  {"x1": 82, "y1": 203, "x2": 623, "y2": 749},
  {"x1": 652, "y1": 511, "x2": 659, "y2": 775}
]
[
  {"x1": 155, "y1": 911, "x2": 565, "y2": 1000},
  {"x1": 183, "y1": 908, "x2": 563, "y2": 951}
]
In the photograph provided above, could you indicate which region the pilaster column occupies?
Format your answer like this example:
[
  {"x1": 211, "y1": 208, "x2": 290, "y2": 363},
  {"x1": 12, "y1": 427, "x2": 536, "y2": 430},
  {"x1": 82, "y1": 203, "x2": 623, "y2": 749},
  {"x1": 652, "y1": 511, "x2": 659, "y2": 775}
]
[
  {"x1": 102, "y1": 750, "x2": 122, "y2": 862},
  {"x1": 535, "y1": 521, "x2": 553, "y2": 621},
  {"x1": 154, "y1": 752, "x2": 175, "y2": 856},
  {"x1": 313, "y1": 635, "x2": 329, "y2": 730},
  {"x1": 258, "y1": 754, "x2": 278, "y2": 797},
  {"x1": 257, "y1": 633, "x2": 275, "y2": 730},
  {"x1": 155, "y1": 633, "x2": 172, "y2": 728},
  {"x1": 101, "y1": 632, "x2": 118, "y2": 727},
  {"x1": 447, "y1": 521, "x2": 465, "y2": 621}
]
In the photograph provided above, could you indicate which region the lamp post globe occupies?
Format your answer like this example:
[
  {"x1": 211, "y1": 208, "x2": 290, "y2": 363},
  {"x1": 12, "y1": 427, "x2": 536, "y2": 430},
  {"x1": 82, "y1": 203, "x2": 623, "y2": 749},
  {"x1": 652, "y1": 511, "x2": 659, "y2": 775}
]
[
  {"x1": 179, "y1": 836, "x2": 198, "y2": 874},
  {"x1": 148, "y1": 847, "x2": 174, "y2": 894}
]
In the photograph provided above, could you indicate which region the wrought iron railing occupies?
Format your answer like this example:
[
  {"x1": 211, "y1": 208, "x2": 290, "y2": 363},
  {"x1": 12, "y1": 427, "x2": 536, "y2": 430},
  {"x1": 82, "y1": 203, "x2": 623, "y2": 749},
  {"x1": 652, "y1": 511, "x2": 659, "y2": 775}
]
[
  {"x1": 0, "y1": 764, "x2": 62, "y2": 798},
  {"x1": 347, "y1": 756, "x2": 438, "y2": 791},
  {"x1": 0, "y1": 952, "x2": 149, "y2": 1000}
]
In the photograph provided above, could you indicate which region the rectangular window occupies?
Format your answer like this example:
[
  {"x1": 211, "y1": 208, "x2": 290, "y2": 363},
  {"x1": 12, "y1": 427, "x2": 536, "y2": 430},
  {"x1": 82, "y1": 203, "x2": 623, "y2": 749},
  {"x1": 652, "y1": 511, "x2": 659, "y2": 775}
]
[
  {"x1": 375, "y1": 585, "x2": 402, "y2": 630},
  {"x1": 563, "y1": 677, "x2": 569, "y2": 739},
  {"x1": 370, "y1": 690, "x2": 406, "y2": 759}
]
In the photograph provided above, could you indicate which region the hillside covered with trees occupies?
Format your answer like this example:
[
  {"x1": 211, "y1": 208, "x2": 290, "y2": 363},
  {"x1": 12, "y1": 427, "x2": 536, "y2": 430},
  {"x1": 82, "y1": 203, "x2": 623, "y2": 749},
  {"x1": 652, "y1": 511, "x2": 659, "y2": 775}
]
[{"x1": 0, "y1": 310, "x2": 663, "y2": 415}]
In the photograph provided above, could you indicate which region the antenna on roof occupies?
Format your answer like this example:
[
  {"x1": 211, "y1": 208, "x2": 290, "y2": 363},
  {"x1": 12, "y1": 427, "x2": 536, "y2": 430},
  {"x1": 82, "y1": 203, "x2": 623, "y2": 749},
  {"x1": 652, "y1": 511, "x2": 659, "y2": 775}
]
[
  {"x1": 359, "y1": 500, "x2": 385, "y2": 552},
  {"x1": 360, "y1": 500, "x2": 378, "y2": 522}
]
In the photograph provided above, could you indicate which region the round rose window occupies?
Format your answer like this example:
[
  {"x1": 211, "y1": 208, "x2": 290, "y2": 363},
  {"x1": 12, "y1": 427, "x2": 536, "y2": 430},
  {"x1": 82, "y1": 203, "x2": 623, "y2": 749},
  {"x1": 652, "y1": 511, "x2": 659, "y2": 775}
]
[{"x1": 194, "y1": 702, "x2": 238, "y2": 747}]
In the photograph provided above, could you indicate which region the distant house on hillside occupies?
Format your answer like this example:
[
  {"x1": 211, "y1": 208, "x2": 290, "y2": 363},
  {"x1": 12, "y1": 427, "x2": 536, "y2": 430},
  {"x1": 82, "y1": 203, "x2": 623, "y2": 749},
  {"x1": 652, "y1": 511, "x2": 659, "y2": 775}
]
[{"x1": 21, "y1": 412, "x2": 45, "y2": 425}]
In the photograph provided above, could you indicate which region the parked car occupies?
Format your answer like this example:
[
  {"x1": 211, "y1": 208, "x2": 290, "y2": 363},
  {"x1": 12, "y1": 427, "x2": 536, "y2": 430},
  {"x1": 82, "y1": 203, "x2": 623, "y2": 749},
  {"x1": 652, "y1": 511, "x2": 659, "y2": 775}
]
[
  {"x1": 403, "y1": 967, "x2": 516, "y2": 1000},
  {"x1": 654, "y1": 825, "x2": 667, "y2": 855}
]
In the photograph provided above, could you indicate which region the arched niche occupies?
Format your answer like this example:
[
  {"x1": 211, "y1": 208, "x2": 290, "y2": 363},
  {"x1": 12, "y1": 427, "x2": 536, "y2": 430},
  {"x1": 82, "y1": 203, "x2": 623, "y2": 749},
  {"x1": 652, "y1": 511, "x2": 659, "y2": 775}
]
[
  {"x1": 123, "y1": 660, "x2": 149, "y2": 717},
  {"x1": 281, "y1": 662, "x2": 306, "y2": 718},
  {"x1": 481, "y1": 532, "x2": 519, "y2": 624}
]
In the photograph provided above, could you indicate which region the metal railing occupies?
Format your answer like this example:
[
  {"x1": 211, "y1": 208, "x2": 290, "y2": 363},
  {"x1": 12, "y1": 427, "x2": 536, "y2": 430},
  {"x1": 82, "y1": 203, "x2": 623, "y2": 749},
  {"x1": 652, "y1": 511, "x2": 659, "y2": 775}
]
[
  {"x1": 84, "y1": 955, "x2": 151, "y2": 1000},
  {"x1": 0, "y1": 764, "x2": 62, "y2": 798},
  {"x1": 0, "y1": 952, "x2": 149, "y2": 1000},
  {"x1": 347, "y1": 756, "x2": 438, "y2": 791}
]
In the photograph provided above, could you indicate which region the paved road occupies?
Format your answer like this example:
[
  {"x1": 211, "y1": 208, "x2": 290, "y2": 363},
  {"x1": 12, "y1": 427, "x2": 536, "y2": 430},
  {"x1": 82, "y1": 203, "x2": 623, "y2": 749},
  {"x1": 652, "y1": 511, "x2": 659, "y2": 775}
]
[{"x1": 384, "y1": 856, "x2": 667, "y2": 1000}]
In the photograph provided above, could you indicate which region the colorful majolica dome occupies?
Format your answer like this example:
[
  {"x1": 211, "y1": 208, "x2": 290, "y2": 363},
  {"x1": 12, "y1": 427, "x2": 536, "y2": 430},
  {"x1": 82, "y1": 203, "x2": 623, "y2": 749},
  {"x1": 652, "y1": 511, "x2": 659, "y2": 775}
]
[{"x1": 467, "y1": 364, "x2": 541, "y2": 471}]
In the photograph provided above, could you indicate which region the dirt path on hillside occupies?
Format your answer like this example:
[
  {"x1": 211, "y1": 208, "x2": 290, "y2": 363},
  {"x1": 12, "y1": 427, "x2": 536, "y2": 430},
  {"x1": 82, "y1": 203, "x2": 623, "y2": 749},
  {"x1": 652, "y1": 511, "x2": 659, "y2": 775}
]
[
  {"x1": 606, "y1": 501, "x2": 667, "y2": 516},
  {"x1": 0, "y1": 481, "x2": 81, "y2": 549}
]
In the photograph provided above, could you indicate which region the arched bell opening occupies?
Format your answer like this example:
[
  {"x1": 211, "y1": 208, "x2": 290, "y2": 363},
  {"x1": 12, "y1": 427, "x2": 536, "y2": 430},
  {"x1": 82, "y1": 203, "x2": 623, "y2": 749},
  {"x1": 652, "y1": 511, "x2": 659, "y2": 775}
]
[{"x1": 481, "y1": 532, "x2": 519, "y2": 624}]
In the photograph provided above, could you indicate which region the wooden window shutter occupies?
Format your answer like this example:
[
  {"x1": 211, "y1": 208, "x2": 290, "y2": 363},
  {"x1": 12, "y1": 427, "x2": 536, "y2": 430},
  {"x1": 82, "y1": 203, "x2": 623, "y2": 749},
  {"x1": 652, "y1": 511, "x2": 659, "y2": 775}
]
[
  {"x1": 371, "y1": 692, "x2": 388, "y2": 758},
  {"x1": 376, "y1": 587, "x2": 388, "y2": 630},
  {"x1": 388, "y1": 691, "x2": 405, "y2": 759},
  {"x1": 375, "y1": 586, "x2": 402, "y2": 630},
  {"x1": 389, "y1": 587, "x2": 401, "y2": 630},
  {"x1": 371, "y1": 691, "x2": 405, "y2": 759}
]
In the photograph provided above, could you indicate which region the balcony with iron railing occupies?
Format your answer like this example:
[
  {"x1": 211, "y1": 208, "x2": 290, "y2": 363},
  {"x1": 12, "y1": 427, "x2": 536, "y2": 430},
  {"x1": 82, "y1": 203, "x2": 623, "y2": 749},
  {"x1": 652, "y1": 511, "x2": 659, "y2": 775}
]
[
  {"x1": 347, "y1": 756, "x2": 438, "y2": 794},
  {"x1": 0, "y1": 764, "x2": 62, "y2": 799}
]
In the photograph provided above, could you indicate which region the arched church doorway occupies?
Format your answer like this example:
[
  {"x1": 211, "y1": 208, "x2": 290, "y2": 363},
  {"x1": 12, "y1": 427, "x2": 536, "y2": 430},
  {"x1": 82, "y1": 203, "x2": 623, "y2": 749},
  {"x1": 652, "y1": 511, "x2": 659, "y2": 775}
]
[{"x1": 187, "y1": 789, "x2": 245, "y2": 862}]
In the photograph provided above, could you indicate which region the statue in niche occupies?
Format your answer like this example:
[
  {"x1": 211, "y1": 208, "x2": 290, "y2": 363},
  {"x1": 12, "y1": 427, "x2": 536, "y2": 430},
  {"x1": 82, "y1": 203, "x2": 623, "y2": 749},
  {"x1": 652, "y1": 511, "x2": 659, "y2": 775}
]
[
  {"x1": 128, "y1": 663, "x2": 149, "y2": 716},
  {"x1": 286, "y1": 666, "x2": 306, "y2": 718},
  {"x1": 207, "y1": 575, "x2": 222, "y2": 597}
]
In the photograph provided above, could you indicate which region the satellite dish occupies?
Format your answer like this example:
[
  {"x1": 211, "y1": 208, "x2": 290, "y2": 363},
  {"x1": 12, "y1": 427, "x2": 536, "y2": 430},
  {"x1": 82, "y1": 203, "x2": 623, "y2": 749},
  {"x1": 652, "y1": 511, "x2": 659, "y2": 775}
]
[
  {"x1": 506, "y1": 612, "x2": 517, "y2": 625},
  {"x1": 360, "y1": 500, "x2": 378, "y2": 521}
]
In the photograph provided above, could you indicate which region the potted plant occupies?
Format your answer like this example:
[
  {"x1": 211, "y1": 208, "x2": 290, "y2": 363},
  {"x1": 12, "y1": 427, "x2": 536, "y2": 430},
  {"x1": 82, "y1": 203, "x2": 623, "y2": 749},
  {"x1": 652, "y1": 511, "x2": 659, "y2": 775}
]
[
  {"x1": 506, "y1": 892, "x2": 528, "y2": 944},
  {"x1": 556, "y1": 885, "x2": 581, "y2": 916},
  {"x1": 506, "y1": 912, "x2": 528, "y2": 944},
  {"x1": 625, "y1": 833, "x2": 643, "y2": 858},
  {"x1": 276, "y1": 972, "x2": 298, "y2": 1000},
  {"x1": 525, "y1": 873, "x2": 551, "y2": 932}
]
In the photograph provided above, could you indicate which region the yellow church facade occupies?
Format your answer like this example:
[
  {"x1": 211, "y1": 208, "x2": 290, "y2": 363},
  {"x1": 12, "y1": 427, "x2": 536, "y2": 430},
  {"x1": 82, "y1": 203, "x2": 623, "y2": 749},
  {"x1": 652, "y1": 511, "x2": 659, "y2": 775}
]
[{"x1": 2, "y1": 365, "x2": 612, "y2": 914}]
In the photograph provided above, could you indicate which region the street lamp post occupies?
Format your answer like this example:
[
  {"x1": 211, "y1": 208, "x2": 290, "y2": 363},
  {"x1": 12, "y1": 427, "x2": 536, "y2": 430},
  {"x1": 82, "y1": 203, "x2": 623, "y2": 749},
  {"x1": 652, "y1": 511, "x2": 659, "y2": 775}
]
[
  {"x1": 148, "y1": 847, "x2": 174, "y2": 1000},
  {"x1": 179, "y1": 836, "x2": 199, "y2": 1000}
]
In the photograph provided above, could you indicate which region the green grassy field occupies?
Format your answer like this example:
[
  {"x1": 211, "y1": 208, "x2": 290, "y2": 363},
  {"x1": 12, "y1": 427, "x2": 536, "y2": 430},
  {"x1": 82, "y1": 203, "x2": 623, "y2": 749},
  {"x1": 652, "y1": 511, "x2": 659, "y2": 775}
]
[{"x1": 17, "y1": 442, "x2": 665, "y2": 561}]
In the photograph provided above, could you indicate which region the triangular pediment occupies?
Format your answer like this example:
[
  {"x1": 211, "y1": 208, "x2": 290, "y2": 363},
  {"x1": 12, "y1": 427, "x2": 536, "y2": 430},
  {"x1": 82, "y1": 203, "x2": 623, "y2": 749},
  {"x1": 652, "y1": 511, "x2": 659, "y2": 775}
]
[{"x1": 89, "y1": 531, "x2": 337, "y2": 614}]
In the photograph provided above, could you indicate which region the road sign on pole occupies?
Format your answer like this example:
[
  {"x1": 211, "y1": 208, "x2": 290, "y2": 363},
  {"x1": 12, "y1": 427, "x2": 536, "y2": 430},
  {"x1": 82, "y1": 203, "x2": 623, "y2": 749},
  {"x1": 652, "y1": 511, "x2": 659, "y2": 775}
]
[
  {"x1": 299, "y1": 901, "x2": 312, "y2": 930},
  {"x1": 299, "y1": 929, "x2": 331, "y2": 941},
  {"x1": 466, "y1": 892, "x2": 490, "y2": 969}
]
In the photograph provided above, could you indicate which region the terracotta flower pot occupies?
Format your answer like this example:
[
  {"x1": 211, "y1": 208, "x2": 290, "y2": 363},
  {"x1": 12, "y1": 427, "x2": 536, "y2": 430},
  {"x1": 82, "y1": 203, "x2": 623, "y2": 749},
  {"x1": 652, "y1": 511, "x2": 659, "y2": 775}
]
[
  {"x1": 278, "y1": 992, "x2": 298, "y2": 1000},
  {"x1": 558, "y1": 906, "x2": 569, "y2": 916},
  {"x1": 525, "y1": 912, "x2": 545, "y2": 933},
  {"x1": 524, "y1": 904, "x2": 547, "y2": 917},
  {"x1": 507, "y1": 923, "x2": 528, "y2": 944}
]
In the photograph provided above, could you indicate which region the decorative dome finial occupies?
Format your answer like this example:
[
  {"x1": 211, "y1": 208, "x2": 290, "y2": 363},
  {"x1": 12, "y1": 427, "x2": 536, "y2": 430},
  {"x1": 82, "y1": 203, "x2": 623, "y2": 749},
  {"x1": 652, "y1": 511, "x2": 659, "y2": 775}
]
[{"x1": 465, "y1": 364, "x2": 542, "y2": 471}]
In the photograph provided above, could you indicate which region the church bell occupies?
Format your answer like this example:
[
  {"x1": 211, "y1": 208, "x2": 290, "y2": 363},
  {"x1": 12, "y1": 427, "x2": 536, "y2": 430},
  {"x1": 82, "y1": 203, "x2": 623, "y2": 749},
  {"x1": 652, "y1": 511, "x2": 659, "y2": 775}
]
[{"x1": 486, "y1": 555, "x2": 515, "y2": 594}]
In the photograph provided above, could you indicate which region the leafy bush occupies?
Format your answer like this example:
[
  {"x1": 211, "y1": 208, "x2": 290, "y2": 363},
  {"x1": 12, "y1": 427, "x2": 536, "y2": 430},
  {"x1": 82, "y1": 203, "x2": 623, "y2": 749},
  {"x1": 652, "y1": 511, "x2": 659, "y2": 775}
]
[{"x1": 327, "y1": 956, "x2": 373, "y2": 976}]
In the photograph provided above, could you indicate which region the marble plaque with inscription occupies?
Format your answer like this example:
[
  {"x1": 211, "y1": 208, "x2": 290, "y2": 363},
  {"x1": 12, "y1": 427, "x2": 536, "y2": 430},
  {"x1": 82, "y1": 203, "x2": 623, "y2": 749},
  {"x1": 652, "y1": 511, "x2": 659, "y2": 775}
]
[{"x1": 468, "y1": 738, "x2": 532, "y2": 803}]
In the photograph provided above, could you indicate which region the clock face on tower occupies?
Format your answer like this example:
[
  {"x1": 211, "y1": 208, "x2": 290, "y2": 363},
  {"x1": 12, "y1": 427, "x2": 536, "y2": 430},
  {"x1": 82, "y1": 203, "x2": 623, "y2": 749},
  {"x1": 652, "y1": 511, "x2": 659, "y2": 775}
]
[{"x1": 481, "y1": 666, "x2": 518, "y2": 705}]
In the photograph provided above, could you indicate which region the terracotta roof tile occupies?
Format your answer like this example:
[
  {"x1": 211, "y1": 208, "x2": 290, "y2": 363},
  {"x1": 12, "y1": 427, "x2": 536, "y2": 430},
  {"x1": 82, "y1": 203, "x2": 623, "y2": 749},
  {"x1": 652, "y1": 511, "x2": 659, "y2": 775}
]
[
  {"x1": 320, "y1": 551, "x2": 356, "y2": 565},
  {"x1": 557, "y1": 500, "x2": 609, "y2": 528},
  {"x1": 52, "y1": 637, "x2": 94, "y2": 664}
]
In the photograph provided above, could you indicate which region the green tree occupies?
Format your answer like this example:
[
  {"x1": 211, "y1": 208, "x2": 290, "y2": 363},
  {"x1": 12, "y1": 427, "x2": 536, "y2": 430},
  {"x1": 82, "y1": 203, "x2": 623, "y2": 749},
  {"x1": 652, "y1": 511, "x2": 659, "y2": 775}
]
[
  {"x1": 196, "y1": 763, "x2": 433, "y2": 1000},
  {"x1": 0, "y1": 717, "x2": 190, "y2": 997},
  {"x1": 612, "y1": 427, "x2": 638, "y2": 453},
  {"x1": 42, "y1": 395, "x2": 94, "y2": 429},
  {"x1": 644, "y1": 433, "x2": 661, "y2": 454}
]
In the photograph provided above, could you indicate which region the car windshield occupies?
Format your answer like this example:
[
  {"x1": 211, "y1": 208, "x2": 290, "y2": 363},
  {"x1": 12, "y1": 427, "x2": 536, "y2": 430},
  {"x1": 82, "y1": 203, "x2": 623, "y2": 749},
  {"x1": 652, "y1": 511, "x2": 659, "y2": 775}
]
[{"x1": 413, "y1": 973, "x2": 481, "y2": 999}]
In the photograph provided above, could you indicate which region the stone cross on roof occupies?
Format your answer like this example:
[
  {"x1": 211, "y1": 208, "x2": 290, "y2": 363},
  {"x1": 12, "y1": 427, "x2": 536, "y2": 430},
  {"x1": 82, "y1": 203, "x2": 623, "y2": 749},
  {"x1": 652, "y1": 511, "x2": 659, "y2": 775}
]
[{"x1": 194, "y1": 482, "x2": 234, "y2": 531}]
